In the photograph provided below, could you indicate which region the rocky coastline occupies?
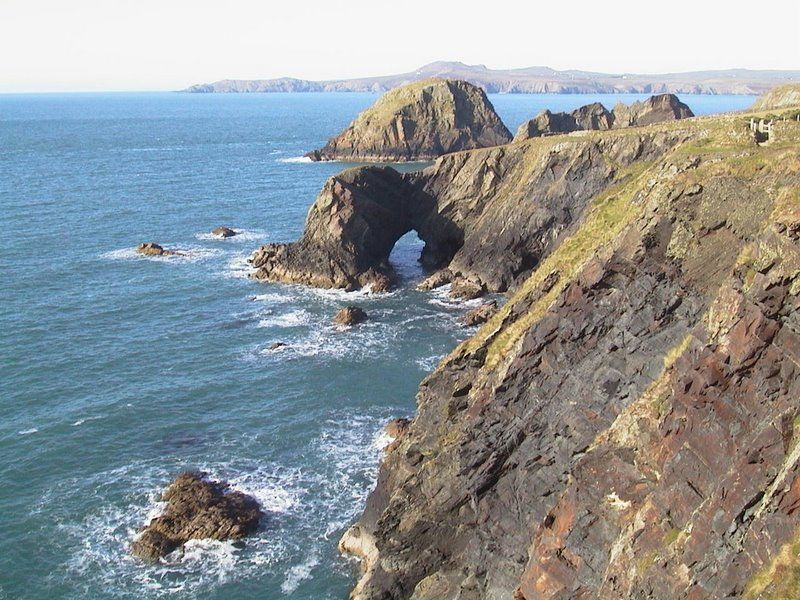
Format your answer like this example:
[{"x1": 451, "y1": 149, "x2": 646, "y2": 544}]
[{"x1": 245, "y1": 83, "x2": 800, "y2": 598}]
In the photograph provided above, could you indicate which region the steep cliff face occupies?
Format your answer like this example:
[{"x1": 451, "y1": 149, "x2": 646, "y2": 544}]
[
  {"x1": 306, "y1": 79, "x2": 511, "y2": 162},
  {"x1": 341, "y1": 113, "x2": 800, "y2": 599}
]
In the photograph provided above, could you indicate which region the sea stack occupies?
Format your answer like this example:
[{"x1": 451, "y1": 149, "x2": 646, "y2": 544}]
[{"x1": 306, "y1": 78, "x2": 512, "y2": 162}]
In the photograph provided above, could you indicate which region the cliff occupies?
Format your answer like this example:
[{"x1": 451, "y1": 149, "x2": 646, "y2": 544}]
[
  {"x1": 305, "y1": 79, "x2": 511, "y2": 162},
  {"x1": 751, "y1": 83, "x2": 800, "y2": 111},
  {"x1": 183, "y1": 61, "x2": 800, "y2": 95},
  {"x1": 331, "y1": 111, "x2": 800, "y2": 598},
  {"x1": 514, "y1": 94, "x2": 693, "y2": 141}
]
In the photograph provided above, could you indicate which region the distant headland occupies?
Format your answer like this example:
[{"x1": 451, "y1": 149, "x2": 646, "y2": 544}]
[{"x1": 182, "y1": 60, "x2": 800, "y2": 95}]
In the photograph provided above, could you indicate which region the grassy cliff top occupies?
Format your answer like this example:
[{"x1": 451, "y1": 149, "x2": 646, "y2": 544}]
[{"x1": 752, "y1": 83, "x2": 800, "y2": 111}]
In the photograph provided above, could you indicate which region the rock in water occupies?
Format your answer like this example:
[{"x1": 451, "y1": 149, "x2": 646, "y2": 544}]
[
  {"x1": 461, "y1": 300, "x2": 497, "y2": 326},
  {"x1": 212, "y1": 226, "x2": 237, "y2": 238},
  {"x1": 306, "y1": 79, "x2": 512, "y2": 162},
  {"x1": 333, "y1": 306, "x2": 368, "y2": 326},
  {"x1": 136, "y1": 242, "x2": 169, "y2": 256},
  {"x1": 131, "y1": 472, "x2": 262, "y2": 561},
  {"x1": 611, "y1": 93, "x2": 694, "y2": 128}
]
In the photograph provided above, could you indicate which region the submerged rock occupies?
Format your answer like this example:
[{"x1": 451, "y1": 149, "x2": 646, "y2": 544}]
[
  {"x1": 212, "y1": 226, "x2": 237, "y2": 238},
  {"x1": 268, "y1": 341, "x2": 286, "y2": 351},
  {"x1": 306, "y1": 78, "x2": 511, "y2": 162},
  {"x1": 461, "y1": 300, "x2": 497, "y2": 326},
  {"x1": 131, "y1": 472, "x2": 262, "y2": 561},
  {"x1": 334, "y1": 306, "x2": 368, "y2": 326}
]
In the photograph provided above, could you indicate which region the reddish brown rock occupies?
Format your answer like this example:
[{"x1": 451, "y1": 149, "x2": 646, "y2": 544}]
[{"x1": 334, "y1": 306, "x2": 368, "y2": 326}]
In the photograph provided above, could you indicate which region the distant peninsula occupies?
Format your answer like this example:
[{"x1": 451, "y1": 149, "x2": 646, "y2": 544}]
[{"x1": 182, "y1": 60, "x2": 800, "y2": 95}]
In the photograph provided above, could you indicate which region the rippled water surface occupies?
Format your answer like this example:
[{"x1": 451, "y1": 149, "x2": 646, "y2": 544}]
[{"x1": 0, "y1": 91, "x2": 754, "y2": 599}]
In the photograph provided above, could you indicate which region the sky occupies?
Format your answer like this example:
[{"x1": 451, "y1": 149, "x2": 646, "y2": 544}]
[{"x1": 1, "y1": 0, "x2": 798, "y2": 92}]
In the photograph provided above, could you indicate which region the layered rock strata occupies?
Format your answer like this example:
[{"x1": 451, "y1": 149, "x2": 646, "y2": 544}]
[{"x1": 306, "y1": 79, "x2": 511, "y2": 162}]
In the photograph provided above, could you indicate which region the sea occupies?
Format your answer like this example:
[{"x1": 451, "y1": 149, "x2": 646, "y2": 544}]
[{"x1": 0, "y1": 91, "x2": 756, "y2": 599}]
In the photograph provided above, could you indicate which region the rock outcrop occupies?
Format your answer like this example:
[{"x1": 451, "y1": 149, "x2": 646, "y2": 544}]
[
  {"x1": 514, "y1": 94, "x2": 693, "y2": 141},
  {"x1": 131, "y1": 472, "x2": 262, "y2": 561},
  {"x1": 461, "y1": 300, "x2": 497, "y2": 326},
  {"x1": 136, "y1": 242, "x2": 180, "y2": 257},
  {"x1": 212, "y1": 226, "x2": 237, "y2": 238},
  {"x1": 306, "y1": 79, "x2": 511, "y2": 162},
  {"x1": 339, "y1": 109, "x2": 800, "y2": 598},
  {"x1": 612, "y1": 93, "x2": 694, "y2": 128},
  {"x1": 752, "y1": 83, "x2": 800, "y2": 111},
  {"x1": 334, "y1": 306, "x2": 368, "y2": 326}
]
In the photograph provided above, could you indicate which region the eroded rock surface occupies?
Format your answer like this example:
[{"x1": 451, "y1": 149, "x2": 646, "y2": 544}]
[
  {"x1": 334, "y1": 306, "x2": 368, "y2": 326},
  {"x1": 131, "y1": 472, "x2": 262, "y2": 561},
  {"x1": 306, "y1": 79, "x2": 511, "y2": 162},
  {"x1": 212, "y1": 226, "x2": 237, "y2": 238},
  {"x1": 341, "y1": 112, "x2": 800, "y2": 599}
]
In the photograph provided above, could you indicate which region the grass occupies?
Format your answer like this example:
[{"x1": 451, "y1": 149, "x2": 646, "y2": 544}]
[{"x1": 744, "y1": 527, "x2": 800, "y2": 599}]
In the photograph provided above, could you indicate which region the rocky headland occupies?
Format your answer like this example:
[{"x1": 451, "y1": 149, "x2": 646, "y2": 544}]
[
  {"x1": 514, "y1": 93, "x2": 693, "y2": 141},
  {"x1": 249, "y1": 84, "x2": 800, "y2": 598},
  {"x1": 305, "y1": 79, "x2": 511, "y2": 162},
  {"x1": 751, "y1": 83, "x2": 800, "y2": 111}
]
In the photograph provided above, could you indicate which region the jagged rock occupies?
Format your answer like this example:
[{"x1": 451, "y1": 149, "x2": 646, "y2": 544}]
[
  {"x1": 334, "y1": 306, "x2": 368, "y2": 326},
  {"x1": 417, "y1": 270, "x2": 452, "y2": 291},
  {"x1": 612, "y1": 93, "x2": 694, "y2": 128},
  {"x1": 385, "y1": 417, "x2": 410, "y2": 439},
  {"x1": 514, "y1": 95, "x2": 689, "y2": 141},
  {"x1": 514, "y1": 103, "x2": 613, "y2": 141},
  {"x1": 306, "y1": 79, "x2": 511, "y2": 162},
  {"x1": 131, "y1": 472, "x2": 262, "y2": 561},
  {"x1": 212, "y1": 226, "x2": 237, "y2": 238},
  {"x1": 461, "y1": 300, "x2": 497, "y2": 326},
  {"x1": 136, "y1": 242, "x2": 179, "y2": 256},
  {"x1": 268, "y1": 342, "x2": 286, "y2": 351}
]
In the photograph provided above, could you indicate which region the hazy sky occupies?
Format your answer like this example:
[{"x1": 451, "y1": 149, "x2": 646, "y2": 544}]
[{"x1": 1, "y1": 0, "x2": 798, "y2": 92}]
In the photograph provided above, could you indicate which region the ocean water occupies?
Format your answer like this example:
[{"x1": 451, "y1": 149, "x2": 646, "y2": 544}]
[{"x1": 0, "y1": 91, "x2": 754, "y2": 599}]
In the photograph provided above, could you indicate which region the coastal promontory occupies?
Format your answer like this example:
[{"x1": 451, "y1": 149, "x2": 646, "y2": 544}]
[{"x1": 306, "y1": 78, "x2": 511, "y2": 162}]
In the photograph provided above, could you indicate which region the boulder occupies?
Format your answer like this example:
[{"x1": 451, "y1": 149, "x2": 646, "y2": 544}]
[
  {"x1": 334, "y1": 306, "x2": 368, "y2": 326},
  {"x1": 268, "y1": 342, "x2": 286, "y2": 351},
  {"x1": 612, "y1": 93, "x2": 694, "y2": 128},
  {"x1": 450, "y1": 279, "x2": 485, "y2": 300},
  {"x1": 212, "y1": 226, "x2": 237, "y2": 238},
  {"x1": 131, "y1": 472, "x2": 262, "y2": 561},
  {"x1": 136, "y1": 242, "x2": 175, "y2": 256},
  {"x1": 306, "y1": 79, "x2": 512, "y2": 162},
  {"x1": 461, "y1": 300, "x2": 498, "y2": 326}
]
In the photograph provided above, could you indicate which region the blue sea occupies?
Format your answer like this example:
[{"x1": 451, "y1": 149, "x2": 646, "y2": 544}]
[{"x1": 0, "y1": 91, "x2": 755, "y2": 599}]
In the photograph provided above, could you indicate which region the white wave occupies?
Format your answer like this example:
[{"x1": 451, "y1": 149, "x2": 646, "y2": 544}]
[
  {"x1": 222, "y1": 253, "x2": 256, "y2": 279},
  {"x1": 281, "y1": 551, "x2": 320, "y2": 595},
  {"x1": 427, "y1": 283, "x2": 485, "y2": 309},
  {"x1": 101, "y1": 245, "x2": 222, "y2": 263},
  {"x1": 277, "y1": 156, "x2": 312, "y2": 164},
  {"x1": 195, "y1": 228, "x2": 267, "y2": 242},
  {"x1": 72, "y1": 415, "x2": 103, "y2": 427},
  {"x1": 415, "y1": 353, "x2": 445, "y2": 371},
  {"x1": 250, "y1": 292, "x2": 293, "y2": 304},
  {"x1": 18, "y1": 427, "x2": 38, "y2": 435},
  {"x1": 257, "y1": 309, "x2": 311, "y2": 329}
]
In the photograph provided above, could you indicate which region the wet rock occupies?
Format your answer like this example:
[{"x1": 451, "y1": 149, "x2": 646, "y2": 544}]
[
  {"x1": 334, "y1": 306, "x2": 368, "y2": 326},
  {"x1": 306, "y1": 79, "x2": 511, "y2": 162},
  {"x1": 131, "y1": 472, "x2": 262, "y2": 561},
  {"x1": 136, "y1": 242, "x2": 181, "y2": 256},
  {"x1": 450, "y1": 279, "x2": 484, "y2": 300},
  {"x1": 417, "y1": 270, "x2": 453, "y2": 291},
  {"x1": 212, "y1": 226, "x2": 237, "y2": 238},
  {"x1": 461, "y1": 300, "x2": 498, "y2": 326},
  {"x1": 268, "y1": 342, "x2": 286, "y2": 351}
]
